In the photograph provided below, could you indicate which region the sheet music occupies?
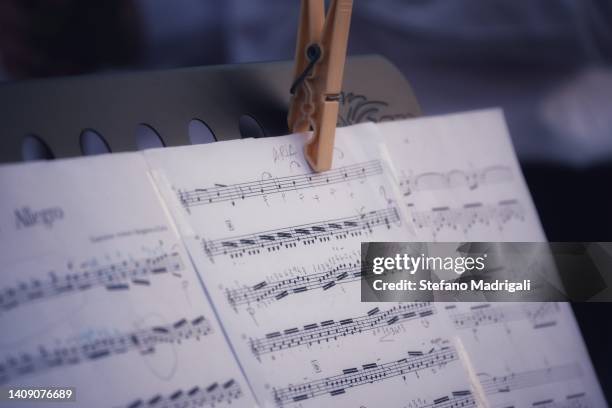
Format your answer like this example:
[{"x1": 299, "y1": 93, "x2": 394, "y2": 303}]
[
  {"x1": 0, "y1": 154, "x2": 255, "y2": 408},
  {"x1": 375, "y1": 110, "x2": 606, "y2": 407},
  {"x1": 0, "y1": 110, "x2": 606, "y2": 408},
  {"x1": 378, "y1": 109, "x2": 546, "y2": 242},
  {"x1": 444, "y1": 302, "x2": 607, "y2": 408},
  {"x1": 145, "y1": 124, "x2": 475, "y2": 407}
]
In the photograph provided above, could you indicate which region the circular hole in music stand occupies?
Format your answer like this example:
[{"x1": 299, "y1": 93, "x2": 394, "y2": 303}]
[
  {"x1": 135, "y1": 124, "x2": 165, "y2": 150},
  {"x1": 239, "y1": 115, "x2": 266, "y2": 139},
  {"x1": 80, "y1": 129, "x2": 111, "y2": 155},
  {"x1": 189, "y1": 119, "x2": 216, "y2": 145},
  {"x1": 21, "y1": 134, "x2": 54, "y2": 161}
]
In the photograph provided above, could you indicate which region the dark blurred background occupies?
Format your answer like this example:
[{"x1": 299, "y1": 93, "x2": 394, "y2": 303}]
[{"x1": 1, "y1": 0, "x2": 611, "y2": 400}]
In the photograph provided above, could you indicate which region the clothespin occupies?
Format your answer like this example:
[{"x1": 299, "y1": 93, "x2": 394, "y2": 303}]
[{"x1": 288, "y1": 0, "x2": 354, "y2": 172}]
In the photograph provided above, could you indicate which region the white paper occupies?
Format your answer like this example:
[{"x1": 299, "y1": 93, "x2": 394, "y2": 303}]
[
  {"x1": 443, "y1": 302, "x2": 607, "y2": 408},
  {"x1": 378, "y1": 109, "x2": 546, "y2": 242},
  {"x1": 145, "y1": 124, "x2": 478, "y2": 407},
  {"x1": 0, "y1": 154, "x2": 255, "y2": 408},
  {"x1": 376, "y1": 110, "x2": 607, "y2": 407}
]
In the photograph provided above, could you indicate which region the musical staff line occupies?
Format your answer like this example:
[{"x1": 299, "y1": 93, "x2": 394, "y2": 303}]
[
  {"x1": 178, "y1": 160, "x2": 383, "y2": 208},
  {"x1": 272, "y1": 343, "x2": 458, "y2": 407},
  {"x1": 0, "y1": 252, "x2": 184, "y2": 314},
  {"x1": 119, "y1": 379, "x2": 242, "y2": 408},
  {"x1": 400, "y1": 165, "x2": 513, "y2": 196},
  {"x1": 226, "y1": 261, "x2": 362, "y2": 308},
  {"x1": 203, "y1": 207, "x2": 400, "y2": 259},
  {"x1": 479, "y1": 363, "x2": 583, "y2": 396},
  {"x1": 0, "y1": 315, "x2": 212, "y2": 385},
  {"x1": 418, "y1": 390, "x2": 475, "y2": 408},
  {"x1": 250, "y1": 303, "x2": 435, "y2": 358},
  {"x1": 445, "y1": 303, "x2": 560, "y2": 330},
  {"x1": 410, "y1": 200, "x2": 525, "y2": 236}
]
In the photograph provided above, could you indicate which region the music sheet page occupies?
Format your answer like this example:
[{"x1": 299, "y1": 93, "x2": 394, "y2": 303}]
[
  {"x1": 378, "y1": 109, "x2": 546, "y2": 242},
  {"x1": 443, "y1": 301, "x2": 607, "y2": 408},
  {"x1": 145, "y1": 123, "x2": 475, "y2": 408},
  {"x1": 0, "y1": 154, "x2": 255, "y2": 408},
  {"x1": 378, "y1": 110, "x2": 607, "y2": 408}
]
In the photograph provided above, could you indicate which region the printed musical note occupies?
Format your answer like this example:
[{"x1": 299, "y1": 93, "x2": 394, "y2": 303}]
[
  {"x1": 250, "y1": 303, "x2": 435, "y2": 358},
  {"x1": 202, "y1": 207, "x2": 400, "y2": 260},
  {"x1": 400, "y1": 165, "x2": 513, "y2": 197},
  {"x1": 479, "y1": 363, "x2": 583, "y2": 395},
  {"x1": 417, "y1": 390, "x2": 475, "y2": 408},
  {"x1": 118, "y1": 379, "x2": 243, "y2": 408},
  {"x1": 0, "y1": 252, "x2": 184, "y2": 314},
  {"x1": 409, "y1": 200, "x2": 525, "y2": 237},
  {"x1": 178, "y1": 160, "x2": 383, "y2": 209},
  {"x1": 525, "y1": 392, "x2": 590, "y2": 408},
  {"x1": 226, "y1": 261, "x2": 362, "y2": 309},
  {"x1": 272, "y1": 343, "x2": 458, "y2": 407},
  {"x1": 0, "y1": 315, "x2": 212, "y2": 385},
  {"x1": 445, "y1": 303, "x2": 560, "y2": 330}
]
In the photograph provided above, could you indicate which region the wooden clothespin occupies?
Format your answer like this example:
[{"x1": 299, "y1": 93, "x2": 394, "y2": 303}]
[{"x1": 288, "y1": 0, "x2": 354, "y2": 172}]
